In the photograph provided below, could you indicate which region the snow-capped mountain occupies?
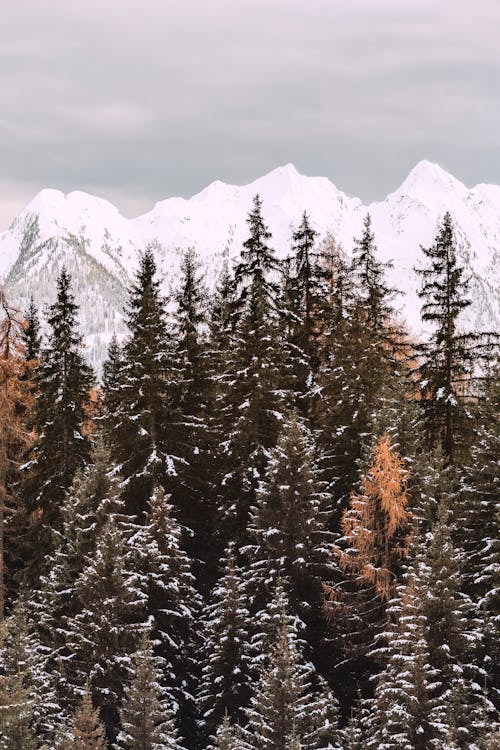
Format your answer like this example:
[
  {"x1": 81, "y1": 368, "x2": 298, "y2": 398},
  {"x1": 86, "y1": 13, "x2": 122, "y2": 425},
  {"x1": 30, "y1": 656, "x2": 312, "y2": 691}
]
[{"x1": 0, "y1": 160, "x2": 498, "y2": 371}]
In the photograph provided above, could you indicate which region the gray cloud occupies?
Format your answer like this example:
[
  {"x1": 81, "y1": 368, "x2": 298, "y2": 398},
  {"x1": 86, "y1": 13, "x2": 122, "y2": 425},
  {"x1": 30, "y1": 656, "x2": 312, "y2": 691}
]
[{"x1": 0, "y1": 0, "x2": 498, "y2": 228}]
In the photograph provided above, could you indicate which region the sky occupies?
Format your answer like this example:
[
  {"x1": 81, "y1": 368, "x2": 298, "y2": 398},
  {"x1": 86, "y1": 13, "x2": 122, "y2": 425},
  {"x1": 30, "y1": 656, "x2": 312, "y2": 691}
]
[{"x1": 0, "y1": 0, "x2": 499, "y2": 229}]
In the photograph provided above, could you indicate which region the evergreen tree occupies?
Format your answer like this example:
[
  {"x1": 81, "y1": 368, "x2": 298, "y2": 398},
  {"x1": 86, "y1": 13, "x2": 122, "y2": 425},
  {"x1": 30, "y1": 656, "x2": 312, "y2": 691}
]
[
  {"x1": 284, "y1": 212, "x2": 327, "y2": 417},
  {"x1": 0, "y1": 598, "x2": 62, "y2": 747},
  {"x1": 19, "y1": 268, "x2": 93, "y2": 579},
  {"x1": 208, "y1": 713, "x2": 245, "y2": 750},
  {"x1": 104, "y1": 248, "x2": 174, "y2": 516},
  {"x1": 303, "y1": 677, "x2": 342, "y2": 750},
  {"x1": 197, "y1": 544, "x2": 252, "y2": 743},
  {"x1": 246, "y1": 413, "x2": 334, "y2": 659},
  {"x1": 35, "y1": 438, "x2": 131, "y2": 668},
  {"x1": 242, "y1": 614, "x2": 311, "y2": 750},
  {"x1": 368, "y1": 577, "x2": 438, "y2": 750},
  {"x1": 351, "y1": 213, "x2": 397, "y2": 338},
  {"x1": 21, "y1": 295, "x2": 41, "y2": 369},
  {"x1": 63, "y1": 684, "x2": 107, "y2": 750},
  {"x1": 68, "y1": 519, "x2": 147, "y2": 743},
  {"x1": 219, "y1": 195, "x2": 286, "y2": 542},
  {"x1": 316, "y1": 219, "x2": 401, "y2": 519},
  {"x1": 415, "y1": 211, "x2": 493, "y2": 462},
  {"x1": 101, "y1": 334, "x2": 125, "y2": 437},
  {"x1": 168, "y1": 248, "x2": 219, "y2": 586},
  {"x1": 116, "y1": 631, "x2": 183, "y2": 750},
  {"x1": 131, "y1": 487, "x2": 200, "y2": 744}
]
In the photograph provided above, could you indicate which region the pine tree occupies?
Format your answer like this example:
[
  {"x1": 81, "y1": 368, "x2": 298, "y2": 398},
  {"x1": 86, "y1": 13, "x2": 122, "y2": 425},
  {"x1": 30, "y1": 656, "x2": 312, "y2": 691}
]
[
  {"x1": 284, "y1": 212, "x2": 327, "y2": 417},
  {"x1": 246, "y1": 413, "x2": 334, "y2": 659},
  {"x1": 242, "y1": 613, "x2": 312, "y2": 750},
  {"x1": 368, "y1": 577, "x2": 438, "y2": 750},
  {"x1": 104, "y1": 248, "x2": 174, "y2": 516},
  {"x1": 219, "y1": 195, "x2": 286, "y2": 542},
  {"x1": 19, "y1": 268, "x2": 93, "y2": 580},
  {"x1": 0, "y1": 598, "x2": 62, "y2": 747},
  {"x1": 65, "y1": 684, "x2": 107, "y2": 750},
  {"x1": 168, "y1": 248, "x2": 219, "y2": 587},
  {"x1": 35, "y1": 438, "x2": 131, "y2": 666},
  {"x1": 197, "y1": 544, "x2": 252, "y2": 743},
  {"x1": 21, "y1": 296, "x2": 41, "y2": 371},
  {"x1": 414, "y1": 211, "x2": 494, "y2": 463},
  {"x1": 207, "y1": 713, "x2": 245, "y2": 750},
  {"x1": 68, "y1": 518, "x2": 147, "y2": 743},
  {"x1": 131, "y1": 487, "x2": 200, "y2": 744},
  {"x1": 100, "y1": 334, "x2": 124, "y2": 438},
  {"x1": 116, "y1": 631, "x2": 183, "y2": 750}
]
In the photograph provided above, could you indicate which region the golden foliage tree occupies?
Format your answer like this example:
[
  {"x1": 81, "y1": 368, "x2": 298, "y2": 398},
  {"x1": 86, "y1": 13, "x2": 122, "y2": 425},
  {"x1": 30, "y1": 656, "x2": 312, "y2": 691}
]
[
  {"x1": 0, "y1": 291, "x2": 33, "y2": 618},
  {"x1": 333, "y1": 432, "x2": 412, "y2": 602}
]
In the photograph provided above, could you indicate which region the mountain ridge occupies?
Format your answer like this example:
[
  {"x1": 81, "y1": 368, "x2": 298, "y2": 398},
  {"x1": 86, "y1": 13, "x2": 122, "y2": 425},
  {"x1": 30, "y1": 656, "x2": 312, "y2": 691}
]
[{"x1": 0, "y1": 161, "x2": 498, "y2": 370}]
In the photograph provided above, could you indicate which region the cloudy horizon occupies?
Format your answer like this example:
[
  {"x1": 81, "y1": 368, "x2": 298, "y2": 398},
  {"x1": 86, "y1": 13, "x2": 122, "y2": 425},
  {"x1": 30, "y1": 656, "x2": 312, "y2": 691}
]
[{"x1": 0, "y1": 0, "x2": 498, "y2": 229}]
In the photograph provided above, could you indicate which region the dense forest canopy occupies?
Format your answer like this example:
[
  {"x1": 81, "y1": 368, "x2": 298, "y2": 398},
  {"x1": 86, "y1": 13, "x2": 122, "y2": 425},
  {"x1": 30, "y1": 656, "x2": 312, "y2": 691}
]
[{"x1": 0, "y1": 198, "x2": 498, "y2": 749}]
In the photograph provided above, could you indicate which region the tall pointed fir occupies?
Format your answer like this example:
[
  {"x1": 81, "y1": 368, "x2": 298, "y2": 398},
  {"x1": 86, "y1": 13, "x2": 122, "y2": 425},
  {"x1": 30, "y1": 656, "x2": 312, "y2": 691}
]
[
  {"x1": 197, "y1": 543, "x2": 252, "y2": 744},
  {"x1": 34, "y1": 438, "x2": 132, "y2": 682},
  {"x1": 245, "y1": 413, "x2": 334, "y2": 665},
  {"x1": 58, "y1": 684, "x2": 107, "y2": 750},
  {"x1": 168, "y1": 248, "x2": 219, "y2": 585},
  {"x1": 414, "y1": 211, "x2": 495, "y2": 463},
  {"x1": 284, "y1": 212, "x2": 327, "y2": 418},
  {"x1": 367, "y1": 576, "x2": 438, "y2": 750},
  {"x1": 18, "y1": 268, "x2": 93, "y2": 582},
  {"x1": 66, "y1": 518, "x2": 147, "y2": 744},
  {"x1": 116, "y1": 630, "x2": 184, "y2": 750},
  {"x1": 219, "y1": 194, "x2": 287, "y2": 542},
  {"x1": 316, "y1": 216, "x2": 402, "y2": 521},
  {"x1": 0, "y1": 597, "x2": 62, "y2": 748},
  {"x1": 415, "y1": 507, "x2": 487, "y2": 748},
  {"x1": 102, "y1": 247, "x2": 174, "y2": 516},
  {"x1": 131, "y1": 486, "x2": 201, "y2": 745},
  {"x1": 242, "y1": 612, "x2": 313, "y2": 750}
]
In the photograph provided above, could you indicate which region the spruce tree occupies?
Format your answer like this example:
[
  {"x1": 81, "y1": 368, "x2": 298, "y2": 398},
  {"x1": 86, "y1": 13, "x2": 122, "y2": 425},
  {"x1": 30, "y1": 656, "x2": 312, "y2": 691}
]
[
  {"x1": 104, "y1": 248, "x2": 174, "y2": 516},
  {"x1": 63, "y1": 684, "x2": 107, "y2": 750},
  {"x1": 0, "y1": 598, "x2": 62, "y2": 747},
  {"x1": 116, "y1": 631, "x2": 183, "y2": 750},
  {"x1": 219, "y1": 195, "x2": 286, "y2": 542},
  {"x1": 131, "y1": 487, "x2": 201, "y2": 744},
  {"x1": 208, "y1": 713, "x2": 245, "y2": 750},
  {"x1": 415, "y1": 211, "x2": 493, "y2": 463},
  {"x1": 19, "y1": 268, "x2": 93, "y2": 579},
  {"x1": 197, "y1": 544, "x2": 252, "y2": 743},
  {"x1": 368, "y1": 577, "x2": 438, "y2": 750},
  {"x1": 316, "y1": 219, "x2": 401, "y2": 520},
  {"x1": 168, "y1": 248, "x2": 219, "y2": 586},
  {"x1": 242, "y1": 614, "x2": 312, "y2": 750},
  {"x1": 35, "y1": 438, "x2": 131, "y2": 668},
  {"x1": 245, "y1": 413, "x2": 334, "y2": 659},
  {"x1": 284, "y1": 212, "x2": 327, "y2": 418},
  {"x1": 68, "y1": 518, "x2": 147, "y2": 743}
]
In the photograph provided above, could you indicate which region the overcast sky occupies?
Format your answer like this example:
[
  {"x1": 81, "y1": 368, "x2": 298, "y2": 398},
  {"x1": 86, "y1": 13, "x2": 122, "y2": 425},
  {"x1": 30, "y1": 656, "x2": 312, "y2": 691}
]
[{"x1": 0, "y1": 0, "x2": 498, "y2": 228}]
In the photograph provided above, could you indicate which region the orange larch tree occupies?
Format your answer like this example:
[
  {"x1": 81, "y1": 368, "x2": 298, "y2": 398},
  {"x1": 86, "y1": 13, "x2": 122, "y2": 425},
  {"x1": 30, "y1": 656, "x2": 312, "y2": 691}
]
[
  {"x1": 0, "y1": 291, "x2": 33, "y2": 618},
  {"x1": 334, "y1": 432, "x2": 412, "y2": 602}
]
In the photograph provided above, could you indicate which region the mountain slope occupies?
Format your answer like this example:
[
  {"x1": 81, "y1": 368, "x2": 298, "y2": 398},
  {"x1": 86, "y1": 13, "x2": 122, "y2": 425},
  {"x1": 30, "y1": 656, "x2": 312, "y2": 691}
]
[{"x1": 0, "y1": 161, "x2": 498, "y2": 369}]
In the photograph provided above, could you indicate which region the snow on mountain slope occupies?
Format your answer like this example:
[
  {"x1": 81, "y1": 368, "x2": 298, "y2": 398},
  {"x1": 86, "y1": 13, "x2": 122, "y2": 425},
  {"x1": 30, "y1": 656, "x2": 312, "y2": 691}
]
[{"x1": 0, "y1": 161, "x2": 498, "y2": 370}]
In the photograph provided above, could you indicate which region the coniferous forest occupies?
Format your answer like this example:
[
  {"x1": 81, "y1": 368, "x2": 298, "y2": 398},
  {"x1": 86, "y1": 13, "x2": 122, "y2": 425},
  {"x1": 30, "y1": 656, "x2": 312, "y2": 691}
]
[{"x1": 0, "y1": 196, "x2": 498, "y2": 749}]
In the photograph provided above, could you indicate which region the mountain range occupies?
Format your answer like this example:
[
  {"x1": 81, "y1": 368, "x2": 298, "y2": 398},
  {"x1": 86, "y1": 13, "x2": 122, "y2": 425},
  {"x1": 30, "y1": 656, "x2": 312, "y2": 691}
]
[{"x1": 0, "y1": 160, "x2": 498, "y2": 371}]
